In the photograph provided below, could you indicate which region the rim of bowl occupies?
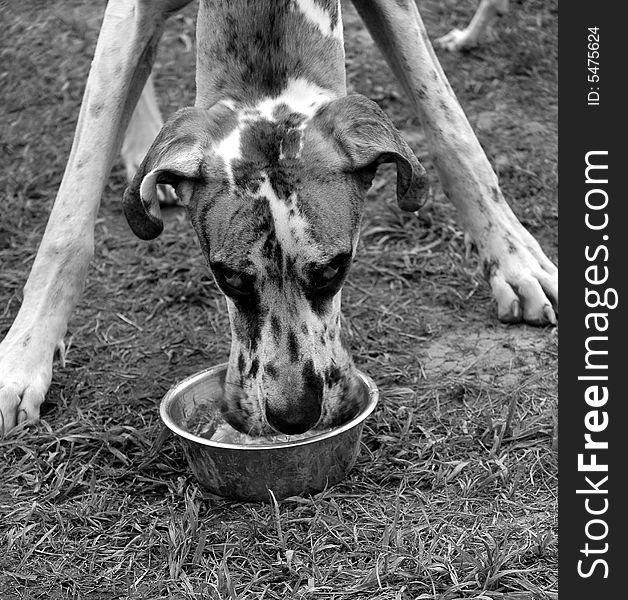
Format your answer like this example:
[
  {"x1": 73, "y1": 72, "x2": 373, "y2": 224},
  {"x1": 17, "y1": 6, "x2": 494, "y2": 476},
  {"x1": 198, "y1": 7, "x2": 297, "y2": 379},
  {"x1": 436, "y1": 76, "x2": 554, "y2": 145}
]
[{"x1": 159, "y1": 363, "x2": 379, "y2": 450}]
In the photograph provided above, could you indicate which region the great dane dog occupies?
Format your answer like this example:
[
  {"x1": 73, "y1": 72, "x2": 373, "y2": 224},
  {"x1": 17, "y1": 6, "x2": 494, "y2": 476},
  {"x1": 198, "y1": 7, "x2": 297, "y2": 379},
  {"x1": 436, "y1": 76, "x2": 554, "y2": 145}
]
[{"x1": 0, "y1": 0, "x2": 557, "y2": 435}]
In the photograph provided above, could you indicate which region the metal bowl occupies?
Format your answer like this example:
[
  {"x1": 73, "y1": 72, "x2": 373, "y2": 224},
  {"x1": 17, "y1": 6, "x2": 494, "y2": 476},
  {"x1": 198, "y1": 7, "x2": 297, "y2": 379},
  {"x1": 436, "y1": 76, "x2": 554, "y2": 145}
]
[{"x1": 160, "y1": 363, "x2": 378, "y2": 502}]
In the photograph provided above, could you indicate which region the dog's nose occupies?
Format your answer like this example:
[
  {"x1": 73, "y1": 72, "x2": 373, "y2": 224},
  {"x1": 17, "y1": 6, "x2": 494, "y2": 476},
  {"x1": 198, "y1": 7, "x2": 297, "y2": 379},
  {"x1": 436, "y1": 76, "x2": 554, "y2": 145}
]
[{"x1": 265, "y1": 389, "x2": 322, "y2": 435}]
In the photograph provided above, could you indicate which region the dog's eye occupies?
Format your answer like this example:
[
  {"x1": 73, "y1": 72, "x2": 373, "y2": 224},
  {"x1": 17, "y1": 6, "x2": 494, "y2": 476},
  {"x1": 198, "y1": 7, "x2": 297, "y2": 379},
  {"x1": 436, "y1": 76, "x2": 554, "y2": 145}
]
[
  {"x1": 223, "y1": 270, "x2": 254, "y2": 296},
  {"x1": 314, "y1": 254, "x2": 351, "y2": 291},
  {"x1": 213, "y1": 264, "x2": 254, "y2": 297},
  {"x1": 225, "y1": 271, "x2": 244, "y2": 289},
  {"x1": 321, "y1": 264, "x2": 340, "y2": 282}
]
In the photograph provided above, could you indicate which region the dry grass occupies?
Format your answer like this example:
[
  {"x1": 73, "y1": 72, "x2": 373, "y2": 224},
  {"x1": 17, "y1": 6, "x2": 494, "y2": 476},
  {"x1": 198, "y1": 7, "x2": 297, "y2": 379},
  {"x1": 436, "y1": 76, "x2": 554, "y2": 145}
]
[{"x1": 1, "y1": 1, "x2": 557, "y2": 598}]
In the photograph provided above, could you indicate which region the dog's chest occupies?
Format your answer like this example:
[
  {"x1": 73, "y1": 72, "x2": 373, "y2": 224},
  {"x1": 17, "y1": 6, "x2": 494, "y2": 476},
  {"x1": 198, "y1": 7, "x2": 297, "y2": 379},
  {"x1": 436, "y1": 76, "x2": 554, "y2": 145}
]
[{"x1": 195, "y1": 0, "x2": 347, "y2": 106}]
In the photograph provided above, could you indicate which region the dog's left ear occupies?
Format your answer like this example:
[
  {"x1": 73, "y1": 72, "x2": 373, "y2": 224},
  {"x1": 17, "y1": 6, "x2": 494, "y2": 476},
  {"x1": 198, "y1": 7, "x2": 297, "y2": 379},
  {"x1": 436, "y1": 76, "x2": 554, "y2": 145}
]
[
  {"x1": 315, "y1": 94, "x2": 429, "y2": 211},
  {"x1": 123, "y1": 106, "x2": 223, "y2": 240}
]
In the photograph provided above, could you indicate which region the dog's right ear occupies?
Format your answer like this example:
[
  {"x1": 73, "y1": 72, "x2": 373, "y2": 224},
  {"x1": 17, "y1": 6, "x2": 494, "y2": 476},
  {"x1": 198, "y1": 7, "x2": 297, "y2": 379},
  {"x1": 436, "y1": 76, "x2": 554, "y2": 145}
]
[{"x1": 123, "y1": 106, "x2": 230, "y2": 240}]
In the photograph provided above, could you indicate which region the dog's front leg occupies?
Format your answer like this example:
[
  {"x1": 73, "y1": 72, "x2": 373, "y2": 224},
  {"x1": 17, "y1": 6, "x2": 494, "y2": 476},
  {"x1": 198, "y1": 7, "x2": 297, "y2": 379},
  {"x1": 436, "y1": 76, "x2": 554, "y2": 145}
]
[
  {"x1": 0, "y1": 0, "x2": 192, "y2": 432},
  {"x1": 352, "y1": 0, "x2": 557, "y2": 325}
]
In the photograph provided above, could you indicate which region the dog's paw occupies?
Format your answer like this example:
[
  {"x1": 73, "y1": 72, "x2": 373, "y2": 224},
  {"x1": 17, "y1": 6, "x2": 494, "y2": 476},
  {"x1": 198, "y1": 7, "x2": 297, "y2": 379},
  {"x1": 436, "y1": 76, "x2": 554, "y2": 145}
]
[
  {"x1": 0, "y1": 381, "x2": 47, "y2": 434},
  {"x1": 473, "y1": 226, "x2": 558, "y2": 326},
  {"x1": 0, "y1": 332, "x2": 56, "y2": 434},
  {"x1": 436, "y1": 28, "x2": 478, "y2": 52}
]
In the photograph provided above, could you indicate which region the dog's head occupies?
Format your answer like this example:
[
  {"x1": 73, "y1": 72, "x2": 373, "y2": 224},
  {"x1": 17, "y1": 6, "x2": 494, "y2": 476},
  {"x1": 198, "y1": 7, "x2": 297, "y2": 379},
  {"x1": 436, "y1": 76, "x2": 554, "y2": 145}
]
[{"x1": 124, "y1": 86, "x2": 428, "y2": 435}]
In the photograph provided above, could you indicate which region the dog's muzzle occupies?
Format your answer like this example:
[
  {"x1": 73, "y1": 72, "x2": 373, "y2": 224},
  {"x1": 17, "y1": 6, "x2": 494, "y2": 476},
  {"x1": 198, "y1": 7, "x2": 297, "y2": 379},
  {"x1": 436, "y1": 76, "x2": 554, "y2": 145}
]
[{"x1": 264, "y1": 386, "x2": 323, "y2": 434}]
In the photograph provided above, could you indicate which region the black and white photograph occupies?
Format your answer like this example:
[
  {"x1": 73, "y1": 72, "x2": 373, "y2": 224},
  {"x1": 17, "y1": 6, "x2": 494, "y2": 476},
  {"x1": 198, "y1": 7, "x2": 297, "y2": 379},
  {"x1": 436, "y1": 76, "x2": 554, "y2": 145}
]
[{"x1": 0, "y1": 0, "x2": 578, "y2": 597}]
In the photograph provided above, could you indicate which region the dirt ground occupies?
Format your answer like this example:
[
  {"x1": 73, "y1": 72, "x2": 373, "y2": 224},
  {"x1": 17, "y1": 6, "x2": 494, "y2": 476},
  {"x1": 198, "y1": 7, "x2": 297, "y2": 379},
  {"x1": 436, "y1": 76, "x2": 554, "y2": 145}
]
[{"x1": 1, "y1": 1, "x2": 557, "y2": 598}]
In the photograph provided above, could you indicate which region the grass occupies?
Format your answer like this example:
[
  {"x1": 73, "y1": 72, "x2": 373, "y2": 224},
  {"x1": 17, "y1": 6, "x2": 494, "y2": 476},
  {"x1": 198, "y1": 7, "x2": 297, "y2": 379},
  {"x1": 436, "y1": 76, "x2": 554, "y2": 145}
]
[{"x1": 1, "y1": 1, "x2": 557, "y2": 598}]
